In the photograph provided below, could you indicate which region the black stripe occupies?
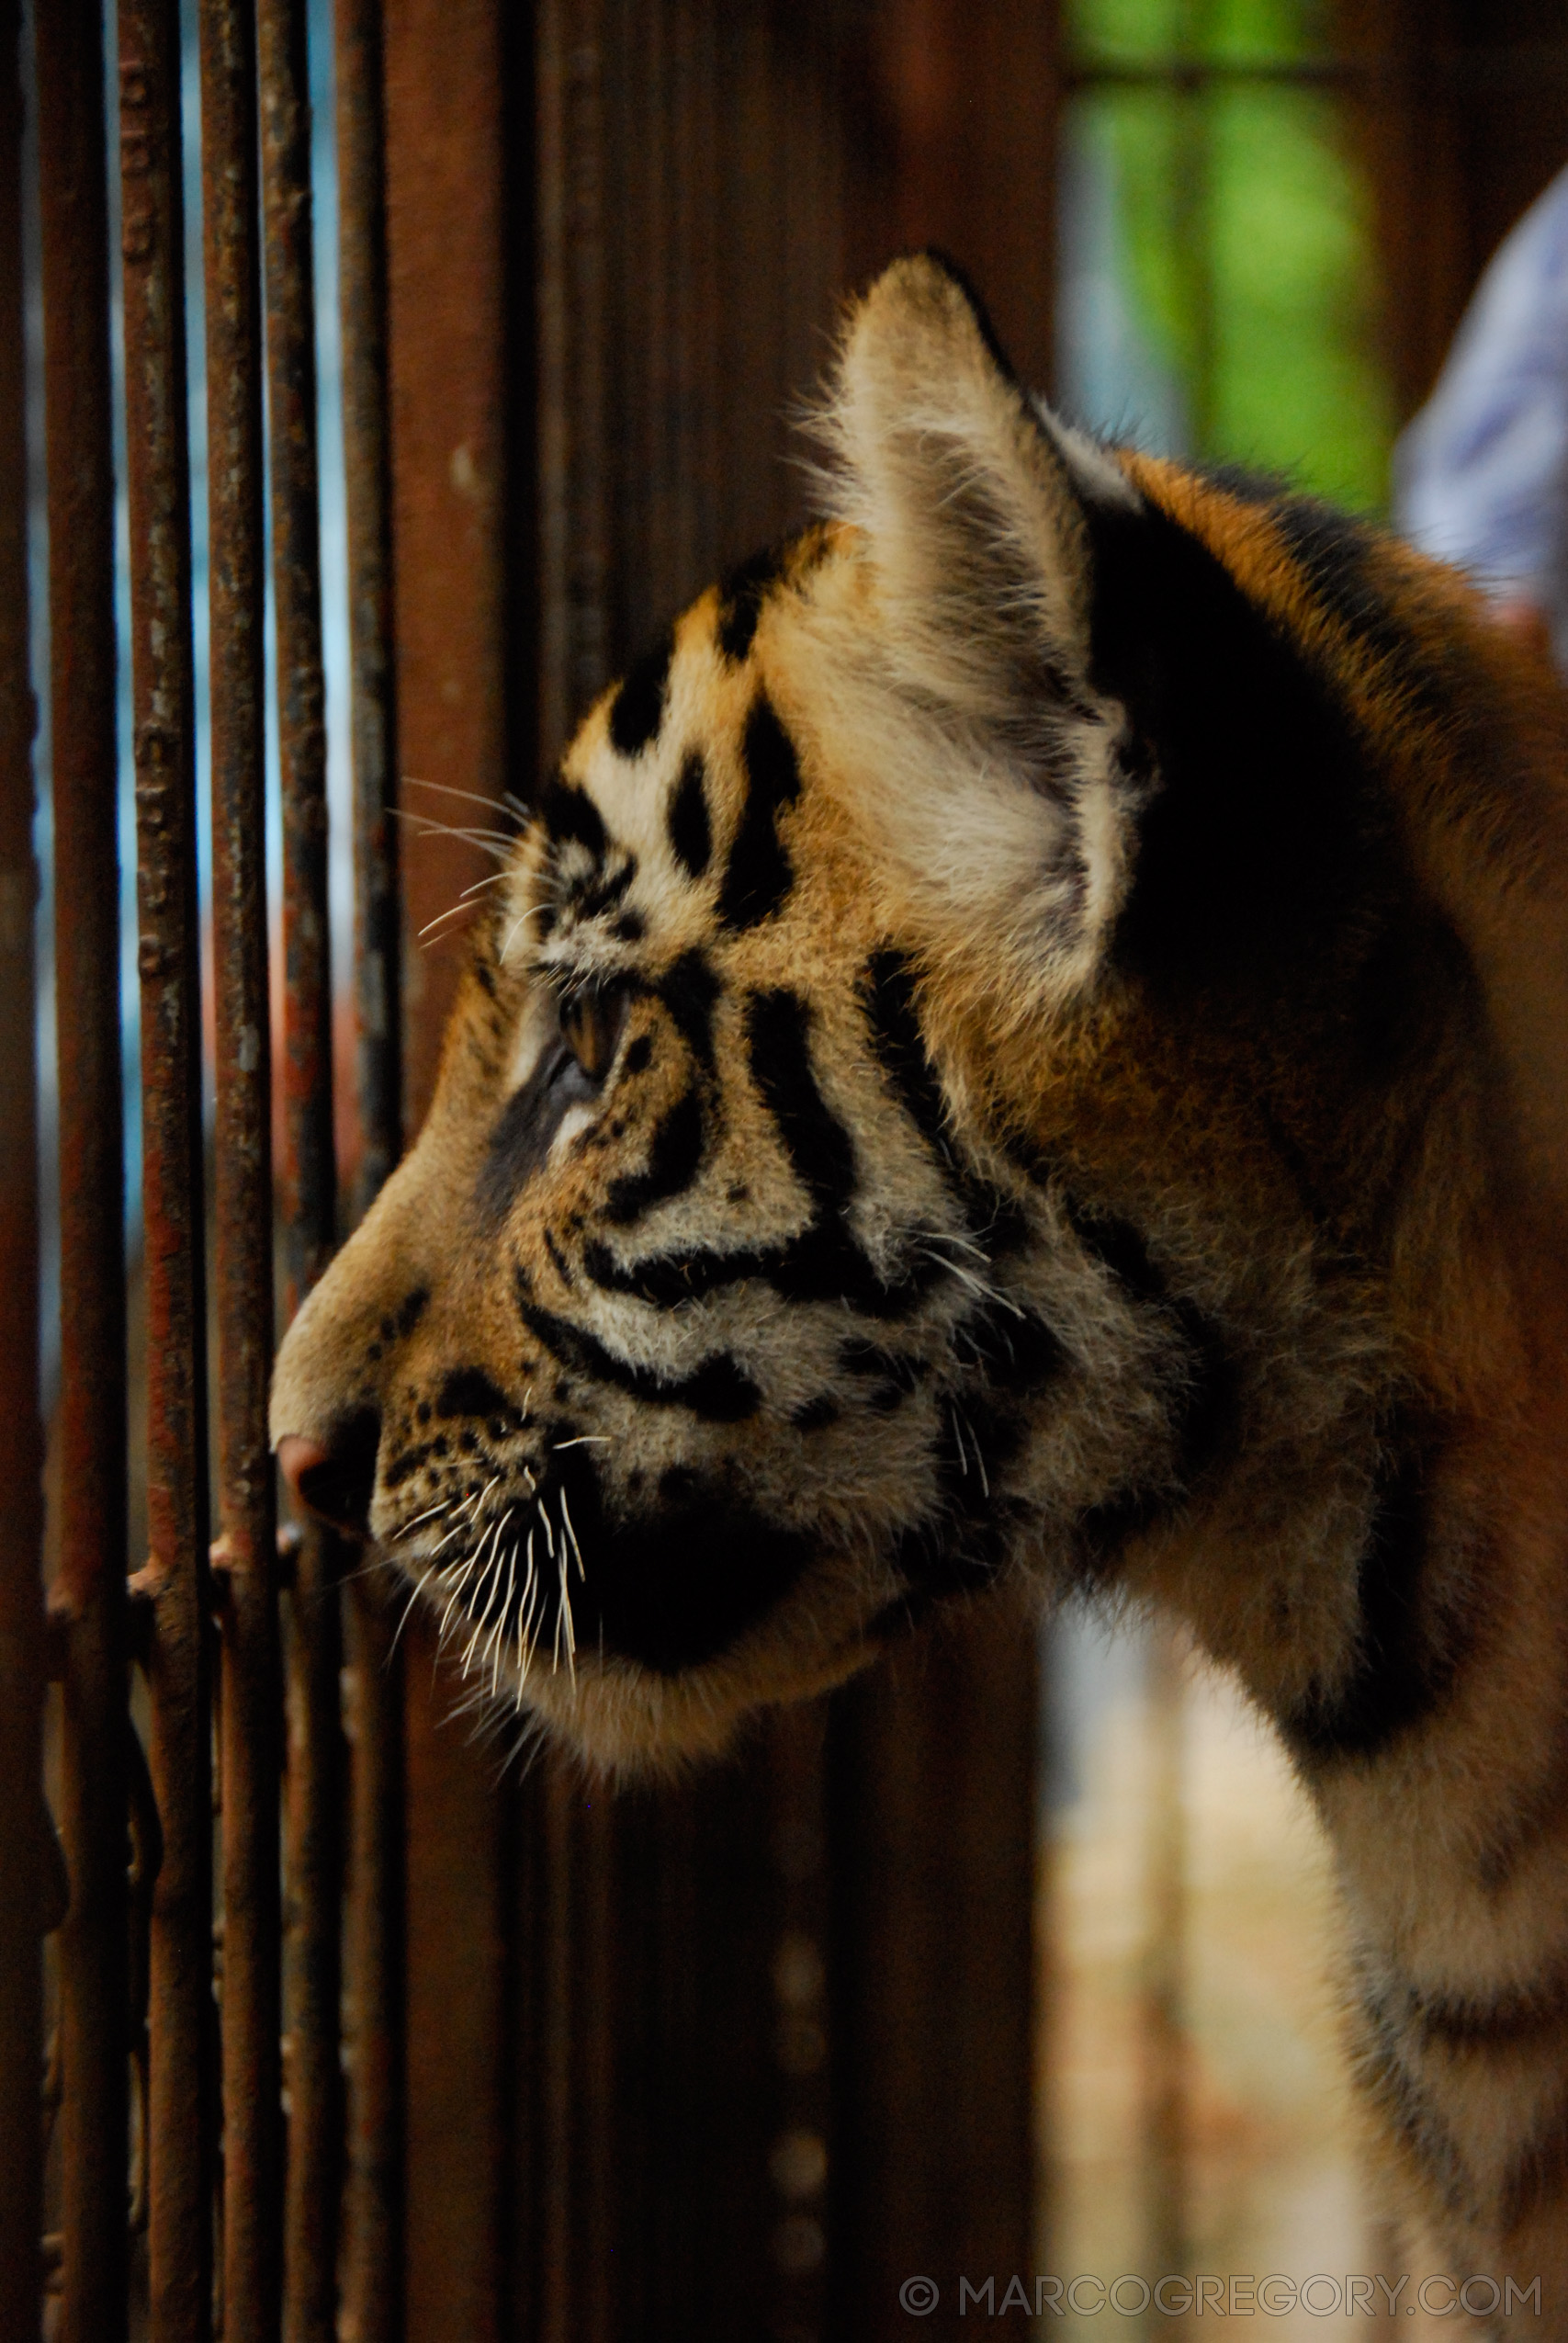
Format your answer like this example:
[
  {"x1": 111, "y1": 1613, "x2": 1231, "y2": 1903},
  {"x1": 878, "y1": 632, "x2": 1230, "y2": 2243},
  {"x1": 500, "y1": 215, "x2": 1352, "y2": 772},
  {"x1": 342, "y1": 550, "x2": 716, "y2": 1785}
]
[
  {"x1": 568, "y1": 855, "x2": 636, "y2": 923},
  {"x1": 1413, "y1": 1961, "x2": 1568, "y2": 2052},
  {"x1": 582, "y1": 987, "x2": 952, "y2": 1320},
  {"x1": 653, "y1": 948, "x2": 719, "y2": 1071},
  {"x1": 668, "y1": 749, "x2": 712, "y2": 878},
  {"x1": 604, "y1": 1085, "x2": 705, "y2": 1226},
  {"x1": 581, "y1": 1230, "x2": 939, "y2": 1319},
  {"x1": 434, "y1": 1367, "x2": 513, "y2": 1421},
  {"x1": 1061, "y1": 1193, "x2": 1168, "y2": 1311},
  {"x1": 790, "y1": 1394, "x2": 839, "y2": 1431},
  {"x1": 539, "y1": 774, "x2": 606, "y2": 859},
  {"x1": 745, "y1": 988, "x2": 855, "y2": 1214},
  {"x1": 717, "y1": 695, "x2": 800, "y2": 930},
  {"x1": 1020, "y1": 1156, "x2": 1239, "y2": 1518},
  {"x1": 1073, "y1": 1311, "x2": 1235, "y2": 1574},
  {"x1": 608, "y1": 627, "x2": 675, "y2": 756},
  {"x1": 1283, "y1": 1432, "x2": 1457, "y2": 1762},
  {"x1": 863, "y1": 951, "x2": 1031, "y2": 1251},
  {"x1": 716, "y1": 543, "x2": 786, "y2": 663},
  {"x1": 516, "y1": 1290, "x2": 760, "y2": 1422},
  {"x1": 863, "y1": 950, "x2": 957, "y2": 1173},
  {"x1": 1501, "y1": 2095, "x2": 1568, "y2": 2235}
]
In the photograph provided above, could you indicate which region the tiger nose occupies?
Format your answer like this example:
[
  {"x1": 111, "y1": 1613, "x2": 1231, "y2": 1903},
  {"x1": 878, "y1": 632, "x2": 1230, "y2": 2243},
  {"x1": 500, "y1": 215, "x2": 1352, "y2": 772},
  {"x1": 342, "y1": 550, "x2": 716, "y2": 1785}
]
[{"x1": 276, "y1": 1410, "x2": 381, "y2": 1539}]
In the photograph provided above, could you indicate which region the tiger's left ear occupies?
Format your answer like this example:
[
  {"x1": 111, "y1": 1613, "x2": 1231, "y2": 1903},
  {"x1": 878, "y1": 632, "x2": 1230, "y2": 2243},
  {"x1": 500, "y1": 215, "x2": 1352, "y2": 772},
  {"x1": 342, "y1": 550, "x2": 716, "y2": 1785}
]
[{"x1": 785, "y1": 251, "x2": 1147, "y2": 1019}]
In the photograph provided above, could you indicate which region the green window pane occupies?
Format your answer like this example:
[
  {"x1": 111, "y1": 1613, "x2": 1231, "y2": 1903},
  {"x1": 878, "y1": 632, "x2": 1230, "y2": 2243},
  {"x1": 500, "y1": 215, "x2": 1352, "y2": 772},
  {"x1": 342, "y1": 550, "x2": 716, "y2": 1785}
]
[
  {"x1": 1067, "y1": 0, "x2": 1332, "y2": 66},
  {"x1": 1061, "y1": 6, "x2": 1394, "y2": 512}
]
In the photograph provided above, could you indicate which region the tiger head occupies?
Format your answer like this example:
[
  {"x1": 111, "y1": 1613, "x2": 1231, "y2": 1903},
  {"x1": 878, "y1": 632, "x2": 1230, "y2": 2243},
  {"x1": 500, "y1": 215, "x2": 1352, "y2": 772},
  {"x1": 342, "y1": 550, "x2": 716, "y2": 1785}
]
[{"x1": 272, "y1": 252, "x2": 1559, "y2": 1772}]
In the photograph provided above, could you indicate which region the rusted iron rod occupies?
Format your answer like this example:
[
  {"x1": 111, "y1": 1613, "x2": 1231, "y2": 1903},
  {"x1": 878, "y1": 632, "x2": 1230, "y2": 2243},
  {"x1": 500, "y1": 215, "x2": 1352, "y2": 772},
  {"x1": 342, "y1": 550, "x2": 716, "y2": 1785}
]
[
  {"x1": 34, "y1": 3, "x2": 130, "y2": 2335},
  {"x1": 260, "y1": 0, "x2": 332, "y2": 1313},
  {"x1": 115, "y1": 6, "x2": 216, "y2": 2337},
  {"x1": 256, "y1": 1, "x2": 343, "y2": 2335},
  {"x1": 0, "y1": 1, "x2": 47, "y2": 2330},
  {"x1": 336, "y1": 6, "x2": 404, "y2": 2334},
  {"x1": 343, "y1": 1593, "x2": 404, "y2": 2343},
  {"x1": 336, "y1": 0, "x2": 400, "y2": 1215},
  {"x1": 197, "y1": 3, "x2": 283, "y2": 2337},
  {"x1": 282, "y1": 1521, "x2": 344, "y2": 2343}
]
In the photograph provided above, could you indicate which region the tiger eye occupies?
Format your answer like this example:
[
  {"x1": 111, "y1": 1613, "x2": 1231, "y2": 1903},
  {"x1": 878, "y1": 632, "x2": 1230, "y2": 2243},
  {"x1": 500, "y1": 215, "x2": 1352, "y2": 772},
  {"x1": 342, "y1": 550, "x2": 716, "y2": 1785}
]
[{"x1": 558, "y1": 989, "x2": 621, "y2": 1081}]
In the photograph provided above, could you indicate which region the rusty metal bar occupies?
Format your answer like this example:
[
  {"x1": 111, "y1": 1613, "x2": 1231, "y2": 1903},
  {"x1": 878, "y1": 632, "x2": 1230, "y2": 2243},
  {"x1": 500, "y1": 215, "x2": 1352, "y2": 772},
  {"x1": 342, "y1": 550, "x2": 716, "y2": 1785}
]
[
  {"x1": 336, "y1": 0, "x2": 400, "y2": 1213},
  {"x1": 336, "y1": 4, "x2": 404, "y2": 2332},
  {"x1": 260, "y1": 0, "x2": 332, "y2": 1316},
  {"x1": 256, "y1": 2, "x2": 344, "y2": 2334},
  {"x1": 281, "y1": 1518, "x2": 344, "y2": 2343},
  {"x1": 0, "y1": 0, "x2": 47, "y2": 2329},
  {"x1": 33, "y1": 3, "x2": 130, "y2": 2336},
  {"x1": 343, "y1": 1590, "x2": 404, "y2": 2343},
  {"x1": 115, "y1": 6, "x2": 217, "y2": 2337},
  {"x1": 197, "y1": 4, "x2": 283, "y2": 2337}
]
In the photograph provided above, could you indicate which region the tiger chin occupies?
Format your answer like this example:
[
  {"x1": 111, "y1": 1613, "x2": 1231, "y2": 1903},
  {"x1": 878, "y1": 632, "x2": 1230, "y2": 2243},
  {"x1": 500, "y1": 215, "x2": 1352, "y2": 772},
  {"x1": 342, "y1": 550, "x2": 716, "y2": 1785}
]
[{"x1": 275, "y1": 253, "x2": 1568, "y2": 2315}]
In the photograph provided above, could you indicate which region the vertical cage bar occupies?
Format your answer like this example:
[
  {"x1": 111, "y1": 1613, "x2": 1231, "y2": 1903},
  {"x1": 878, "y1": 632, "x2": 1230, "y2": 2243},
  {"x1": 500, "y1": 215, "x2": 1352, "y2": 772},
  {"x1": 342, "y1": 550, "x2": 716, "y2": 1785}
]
[
  {"x1": 197, "y1": 3, "x2": 283, "y2": 2336},
  {"x1": 116, "y1": 5, "x2": 217, "y2": 2336},
  {"x1": 336, "y1": 4, "x2": 404, "y2": 2333},
  {"x1": 342, "y1": 1604, "x2": 403, "y2": 2343},
  {"x1": 33, "y1": 2, "x2": 130, "y2": 2335},
  {"x1": 336, "y1": 0, "x2": 399, "y2": 1212},
  {"x1": 256, "y1": 5, "x2": 343, "y2": 2336},
  {"x1": 0, "y1": 0, "x2": 46, "y2": 2330}
]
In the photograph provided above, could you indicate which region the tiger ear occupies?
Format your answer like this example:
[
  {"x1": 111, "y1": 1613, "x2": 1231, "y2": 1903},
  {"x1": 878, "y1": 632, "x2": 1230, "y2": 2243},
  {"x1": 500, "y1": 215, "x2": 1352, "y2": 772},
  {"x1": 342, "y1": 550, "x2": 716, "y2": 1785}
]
[{"x1": 793, "y1": 251, "x2": 1145, "y2": 1017}]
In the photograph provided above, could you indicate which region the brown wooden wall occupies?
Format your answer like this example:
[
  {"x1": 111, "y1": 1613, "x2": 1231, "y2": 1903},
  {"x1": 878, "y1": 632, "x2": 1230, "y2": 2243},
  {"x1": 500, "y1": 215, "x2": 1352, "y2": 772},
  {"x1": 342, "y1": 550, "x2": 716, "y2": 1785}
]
[{"x1": 377, "y1": 6, "x2": 1058, "y2": 2335}]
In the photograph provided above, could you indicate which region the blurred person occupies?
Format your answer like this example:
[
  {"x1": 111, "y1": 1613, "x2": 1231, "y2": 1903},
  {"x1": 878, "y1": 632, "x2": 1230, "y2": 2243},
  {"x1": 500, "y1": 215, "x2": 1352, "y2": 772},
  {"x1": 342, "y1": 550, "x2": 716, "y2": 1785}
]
[{"x1": 1394, "y1": 159, "x2": 1568, "y2": 673}]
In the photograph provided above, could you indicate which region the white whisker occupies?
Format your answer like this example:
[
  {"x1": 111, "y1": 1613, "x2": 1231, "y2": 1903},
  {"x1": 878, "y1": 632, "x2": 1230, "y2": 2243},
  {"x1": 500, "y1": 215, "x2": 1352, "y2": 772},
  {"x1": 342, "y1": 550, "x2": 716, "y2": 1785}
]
[
  {"x1": 417, "y1": 900, "x2": 483, "y2": 944},
  {"x1": 462, "y1": 1512, "x2": 512, "y2": 1674},
  {"x1": 501, "y1": 905, "x2": 544, "y2": 962},
  {"x1": 395, "y1": 809, "x2": 514, "y2": 863},
  {"x1": 403, "y1": 775, "x2": 530, "y2": 826},
  {"x1": 434, "y1": 1542, "x2": 486, "y2": 1645},
  {"x1": 487, "y1": 1540, "x2": 519, "y2": 1697},
  {"x1": 394, "y1": 1494, "x2": 456, "y2": 1539},
  {"x1": 556, "y1": 1543, "x2": 577, "y2": 1687},
  {"x1": 388, "y1": 1566, "x2": 432, "y2": 1660},
  {"x1": 560, "y1": 1486, "x2": 585, "y2": 1582},
  {"x1": 514, "y1": 1527, "x2": 538, "y2": 1697}
]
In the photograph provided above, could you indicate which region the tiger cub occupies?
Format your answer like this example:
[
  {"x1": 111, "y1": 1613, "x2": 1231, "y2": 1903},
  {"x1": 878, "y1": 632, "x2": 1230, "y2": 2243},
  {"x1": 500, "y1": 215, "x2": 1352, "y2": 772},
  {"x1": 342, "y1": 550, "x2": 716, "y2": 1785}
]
[{"x1": 273, "y1": 253, "x2": 1568, "y2": 2317}]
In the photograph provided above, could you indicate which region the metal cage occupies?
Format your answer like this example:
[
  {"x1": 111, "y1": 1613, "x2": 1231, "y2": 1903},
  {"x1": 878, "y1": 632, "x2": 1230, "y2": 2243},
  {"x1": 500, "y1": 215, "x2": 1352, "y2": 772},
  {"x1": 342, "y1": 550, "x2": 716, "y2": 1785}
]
[{"x1": 0, "y1": 6, "x2": 1055, "y2": 2337}]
